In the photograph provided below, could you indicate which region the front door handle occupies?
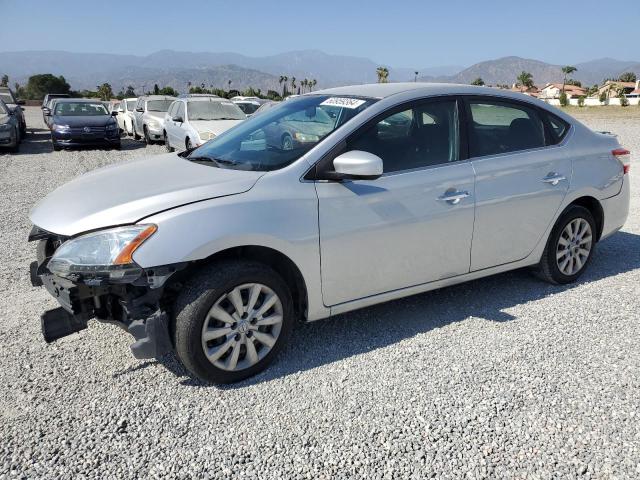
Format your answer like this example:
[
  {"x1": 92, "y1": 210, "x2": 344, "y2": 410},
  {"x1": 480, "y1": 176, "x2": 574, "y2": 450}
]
[
  {"x1": 438, "y1": 190, "x2": 470, "y2": 205},
  {"x1": 542, "y1": 172, "x2": 566, "y2": 186}
]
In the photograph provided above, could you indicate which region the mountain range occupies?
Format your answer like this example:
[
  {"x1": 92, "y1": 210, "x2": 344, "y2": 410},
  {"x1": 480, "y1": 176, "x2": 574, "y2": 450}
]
[{"x1": 0, "y1": 50, "x2": 638, "y2": 94}]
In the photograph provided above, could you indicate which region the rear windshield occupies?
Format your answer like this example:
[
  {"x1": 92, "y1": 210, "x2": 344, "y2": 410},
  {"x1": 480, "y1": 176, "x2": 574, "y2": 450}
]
[{"x1": 147, "y1": 100, "x2": 173, "y2": 112}]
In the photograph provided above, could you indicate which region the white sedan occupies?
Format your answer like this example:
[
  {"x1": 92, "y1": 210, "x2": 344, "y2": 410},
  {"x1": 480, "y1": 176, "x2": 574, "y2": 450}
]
[{"x1": 163, "y1": 96, "x2": 246, "y2": 151}]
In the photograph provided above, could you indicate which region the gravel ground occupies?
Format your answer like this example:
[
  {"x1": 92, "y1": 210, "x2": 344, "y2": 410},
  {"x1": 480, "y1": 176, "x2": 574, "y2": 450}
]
[{"x1": 1, "y1": 107, "x2": 639, "y2": 479}]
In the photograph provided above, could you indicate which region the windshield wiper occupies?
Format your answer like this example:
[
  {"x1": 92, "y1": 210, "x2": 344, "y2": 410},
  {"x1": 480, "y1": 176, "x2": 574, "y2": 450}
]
[{"x1": 187, "y1": 156, "x2": 237, "y2": 168}]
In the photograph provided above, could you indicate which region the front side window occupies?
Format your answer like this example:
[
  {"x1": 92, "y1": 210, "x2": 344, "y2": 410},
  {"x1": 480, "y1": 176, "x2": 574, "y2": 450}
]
[
  {"x1": 147, "y1": 100, "x2": 173, "y2": 112},
  {"x1": 187, "y1": 101, "x2": 246, "y2": 121},
  {"x1": 236, "y1": 102, "x2": 260, "y2": 115},
  {"x1": 468, "y1": 100, "x2": 545, "y2": 157},
  {"x1": 54, "y1": 102, "x2": 109, "y2": 116},
  {"x1": 187, "y1": 95, "x2": 376, "y2": 172},
  {"x1": 0, "y1": 101, "x2": 7, "y2": 114},
  {"x1": 126, "y1": 100, "x2": 136, "y2": 111},
  {"x1": 349, "y1": 99, "x2": 460, "y2": 173}
]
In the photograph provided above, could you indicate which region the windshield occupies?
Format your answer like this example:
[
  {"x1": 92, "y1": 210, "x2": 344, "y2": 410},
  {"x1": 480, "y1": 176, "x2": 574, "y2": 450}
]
[
  {"x1": 188, "y1": 100, "x2": 246, "y2": 121},
  {"x1": 54, "y1": 102, "x2": 109, "y2": 116},
  {"x1": 187, "y1": 95, "x2": 376, "y2": 172},
  {"x1": 147, "y1": 100, "x2": 173, "y2": 112},
  {"x1": 126, "y1": 100, "x2": 136, "y2": 111},
  {"x1": 236, "y1": 102, "x2": 260, "y2": 115},
  {"x1": 0, "y1": 93, "x2": 15, "y2": 104}
]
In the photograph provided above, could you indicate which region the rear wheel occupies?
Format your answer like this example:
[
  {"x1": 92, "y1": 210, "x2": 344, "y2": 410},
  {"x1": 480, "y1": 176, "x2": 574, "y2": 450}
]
[
  {"x1": 9, "y1": 128, "x2": 19, "y2": 153},
  {"x1": 173, "y1": 261, "x2": 294, "y2": 383},
  {"x1": 537, "y1": 205, "x2": 596, "y2": 284}
]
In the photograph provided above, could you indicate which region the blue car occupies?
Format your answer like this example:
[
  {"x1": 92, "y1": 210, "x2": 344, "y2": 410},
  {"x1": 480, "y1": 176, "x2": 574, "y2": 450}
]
[{"x1": 45, "y1": 99, "x2": 121, "y2": 151}]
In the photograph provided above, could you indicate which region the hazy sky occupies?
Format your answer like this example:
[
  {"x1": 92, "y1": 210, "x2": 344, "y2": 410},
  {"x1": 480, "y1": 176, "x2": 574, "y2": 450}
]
[{"x1": 1, "y1": 0, "x2": 639, "y2": 67}]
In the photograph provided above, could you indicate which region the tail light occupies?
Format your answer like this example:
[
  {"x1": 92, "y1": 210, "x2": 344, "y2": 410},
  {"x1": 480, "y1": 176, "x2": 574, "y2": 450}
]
[{"x1": 612, "y1": 148, "x2": 631, "y2": 174}]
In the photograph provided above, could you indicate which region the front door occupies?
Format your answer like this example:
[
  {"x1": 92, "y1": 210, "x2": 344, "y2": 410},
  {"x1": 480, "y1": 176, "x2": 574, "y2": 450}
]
[
  {"x1": 465, "y1": 98, "x2": 571, "y2": 270},
  {"x1": 316, "y1": 98, "x2": 476, "y2": 306}
]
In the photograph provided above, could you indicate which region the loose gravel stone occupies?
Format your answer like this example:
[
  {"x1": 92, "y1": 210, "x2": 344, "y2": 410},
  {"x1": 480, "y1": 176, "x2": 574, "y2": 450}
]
[{"x1": 0, "y1": 107, "x2": 639, "y2": 479}]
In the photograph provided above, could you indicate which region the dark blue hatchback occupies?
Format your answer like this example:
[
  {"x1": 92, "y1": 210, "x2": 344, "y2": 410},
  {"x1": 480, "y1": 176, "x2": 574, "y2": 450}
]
[{"x1": 46, "y1": 99, "x2": 121, "y2": 151}]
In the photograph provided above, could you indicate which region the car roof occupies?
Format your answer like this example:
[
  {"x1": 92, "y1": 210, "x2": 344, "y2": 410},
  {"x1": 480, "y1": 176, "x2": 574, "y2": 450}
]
[
  {"x1": 312, "y1": 82, "x2": 545, "y2": 103},
  {"x1": 54, "y1": 98, "x2": 106, "y2": 103},
  {"x1": 178, "y1": 96, "x2": 229, "y2": 103}
]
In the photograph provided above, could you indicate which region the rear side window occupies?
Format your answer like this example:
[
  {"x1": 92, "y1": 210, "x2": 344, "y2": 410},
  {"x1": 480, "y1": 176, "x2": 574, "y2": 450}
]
[
  {"x1": 545, "y1": 113, "x2": 570, "y2": 144},
  {"x1": 468, "y1": 100, "x2": 545, "y2": 157}
]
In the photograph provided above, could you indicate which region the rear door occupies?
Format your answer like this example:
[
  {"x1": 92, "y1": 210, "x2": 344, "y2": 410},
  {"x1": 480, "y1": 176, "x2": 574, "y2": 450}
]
[
  {"x1": 465, "y1": 97, "x2": 571, "y2": 270},
  {"x1": 316, "y1": 97, "x2": 476, "y2": 306}
]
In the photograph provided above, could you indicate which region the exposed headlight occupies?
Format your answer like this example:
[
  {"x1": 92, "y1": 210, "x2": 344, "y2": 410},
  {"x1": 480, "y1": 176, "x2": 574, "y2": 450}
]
[
  {"x1": 198, "y1": 131, "x2": 216, "y2": 141},
  {"x1": 53, "y1": 124, "x2": 70, "y2": 132},
  {"x1": 0, "y1": 124, "x2": 11, "y2": 131},
  {"x1": 48, "y1": 225, "x2": 157, "y2": 283},
  {"x1": 294, "y1": 132, "x2": 320, "y2": 143}
]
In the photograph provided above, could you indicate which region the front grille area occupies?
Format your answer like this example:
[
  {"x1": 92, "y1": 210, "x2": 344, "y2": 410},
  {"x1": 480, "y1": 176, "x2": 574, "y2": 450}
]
[{"x1": 68, "y1": 126, "x2": 106, "y2": 134}]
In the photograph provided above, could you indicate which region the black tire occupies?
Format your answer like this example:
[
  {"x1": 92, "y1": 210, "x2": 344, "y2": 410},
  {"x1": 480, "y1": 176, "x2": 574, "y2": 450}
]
[
  {"x1": 143, "y1": 125, "x2": 151, "y2": 144},
  {"x1": 133, "y1": 123, "x2": 141, "y2": 140},
  {"x1": 52, "y1": 144, "x2": 61, "y2": 151},
  {"x1": 536, "y1": 205, "x2": 597, "y2": 284},
  {"x1": 173, "y1": 261, "x2": 294, "y2": 383},
  {"x1": 164, "y1": 131, "x2": 174, "y2": 152},
  {"x1": 281, "y1": 133, "x2": 293, "y2": 151},
  {"x1": 9, "y1": 128, "x2": 19, "y2": 153},
  {"x1": 185, "y1": 137, "x2": 193, "y2": 151}
]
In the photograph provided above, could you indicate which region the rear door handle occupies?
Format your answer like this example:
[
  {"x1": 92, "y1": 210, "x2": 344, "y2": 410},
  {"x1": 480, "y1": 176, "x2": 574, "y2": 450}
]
[
  {"x1": 438, "y1": 190, "x2": 470, "y2": 205},
  {"x1": 542, "y1": 172, "x2": 566, "y2": 186}
]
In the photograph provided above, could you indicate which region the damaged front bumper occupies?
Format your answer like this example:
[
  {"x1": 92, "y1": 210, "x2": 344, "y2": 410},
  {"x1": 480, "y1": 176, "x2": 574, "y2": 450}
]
[{"x1": 29, "y1": 226, "x2": 184, "y2": 359}]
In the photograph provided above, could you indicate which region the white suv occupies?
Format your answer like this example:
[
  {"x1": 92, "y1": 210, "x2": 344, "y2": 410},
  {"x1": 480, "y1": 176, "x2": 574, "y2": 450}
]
[
  {"x1": 164, "y1": 96, "x2": 246, "y2": 151},
  {"x1": 132, "y1": 95, "x2": 175, "y2": 143}
]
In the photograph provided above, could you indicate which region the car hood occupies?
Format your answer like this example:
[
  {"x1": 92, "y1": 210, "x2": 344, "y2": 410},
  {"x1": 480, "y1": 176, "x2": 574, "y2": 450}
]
[
  {"x1": 146, "y1": 111, "x2": 166, "y2": 121},
  {"x1": 190, "y1": 119, "x2": 243, "y2": 136},
  {"x1": 53, "y1": 115, "x2": 115, "y2": 127},
  {"x1": 30, "y1": 153, "x2": 264, "y2": 236}
]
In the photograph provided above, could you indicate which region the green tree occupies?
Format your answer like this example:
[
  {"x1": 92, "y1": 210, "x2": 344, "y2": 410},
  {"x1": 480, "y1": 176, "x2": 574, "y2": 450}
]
[
  {"x1": 96, "y1": 83, "x2": 114, "y2": 101},
  {"x1": 577, "y1": 96, "x2": 585, "y2": 107},
  {"x1": 153, "y1": 84, "x2": 160, "y2": 95},
  {"x1": 290, "y1": 77, "x2": 296, "y2": 95},
  {"x1": 23, "y1": 74, "x2": 71, "y2": 100},
  {"x1": 0, "y1": 74, "x2": 8, "y2": 87},
  {"x1": 561, "y1": 65, "x2": 577, "y2": 93},
  {"x1": 559, "y1": 91, "x2": 568, "y2": 107},
  {"x1": 516, "y1": 71, "x2": 534, "y2": 91},
  {"x1": 471, "y1": 77, "x2": 485, "y2": 86},
  {"x1": 598, "y1": 91, "x2": 607, "y2": 104},
  {"x1": 279, "y1": 75, "x2": 288, "y2": 97},
  {"x1": 376, "y1": 67, "x2": 389, "y2": 83},
  {"x1": 566, "y1": 79, "x2": 582, "y2": 87},
  {"x1": 124, "y1": 85, "x2": 136, "y2": 97},
  {"x1": 618, "y1": 72, "x2": 637, "y2": 83}
]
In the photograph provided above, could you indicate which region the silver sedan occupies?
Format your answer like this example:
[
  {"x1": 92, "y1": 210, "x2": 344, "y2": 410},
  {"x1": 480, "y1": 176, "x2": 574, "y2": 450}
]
[{"x1": 29, "y1": 83, "x2": 631, "y2": 383}]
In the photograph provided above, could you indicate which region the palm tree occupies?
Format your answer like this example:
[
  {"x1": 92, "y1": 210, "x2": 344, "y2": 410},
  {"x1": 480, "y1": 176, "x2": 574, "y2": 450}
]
[
  {"x1": 227, "y1": 80, "x2": 232, "y2": 91},
  {"x1": 290, "y1": 77, "x2": 296, "y2": 94},
  {"x1": 516, "y1": 71, "x2": 534, "y2": 92},
  {"x1": 376, "y1": 67, "x2": 389, "y2": 83},
  {"x1": 310, "y1": 79, "x2": 317, "y2": 91},
  {"x1": 280, "y1": 75, "x2": 288, "y2": 97},
  {"x1": 561, "y1": 66, "x2": 577, "y2": 94},
  {"x1": 414, "y1": 71, "x2": 419, "y2": 82}
]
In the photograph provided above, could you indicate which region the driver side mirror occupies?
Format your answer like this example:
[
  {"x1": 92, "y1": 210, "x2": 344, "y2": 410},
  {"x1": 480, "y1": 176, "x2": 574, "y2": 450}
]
[
  {"x1": 136, "y1": 107, "x2": 144, "y2": 112},
  {"x1": 330, "y1": 150, "x2": 383, "y2": 180},
  {"x1": 111, "y1": 111, "x2": 119, "y2": 116},
  {"x1": 43, "y1": 107, "x2": 51, "y2": 116},
  {"x1": 172, "y1": 116, "x2": 183, "y2": 123}
]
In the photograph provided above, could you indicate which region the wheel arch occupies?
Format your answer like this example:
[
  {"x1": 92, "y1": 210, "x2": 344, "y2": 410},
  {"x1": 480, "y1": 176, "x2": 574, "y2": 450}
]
[
  {"x1": 567, "y1": 196, "x2": 604, "y2": 241},
  {"x1": 174, "y1": 245, "x2": 308, "y2": 321}
]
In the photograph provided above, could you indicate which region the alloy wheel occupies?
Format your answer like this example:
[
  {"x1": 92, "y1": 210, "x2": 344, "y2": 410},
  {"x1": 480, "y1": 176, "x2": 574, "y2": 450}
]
[
  {"x1": 201, "y1": 283, "x2": 284, "y2": 372},
  {"x1": 556, "y1": 218, "x2": 592, "y2": 276}
]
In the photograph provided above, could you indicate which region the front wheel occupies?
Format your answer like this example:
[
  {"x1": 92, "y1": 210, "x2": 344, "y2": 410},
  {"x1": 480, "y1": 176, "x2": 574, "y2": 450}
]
[
  {"x1": 143, "y1": 126, "x2": 151, "y2": 144},
  {"x1": 173, "y1": 261, "x2": 294, "y2": 383},
  {"x1": 164, "y1": 131, "x2": 174, "y2": 152},
  {"x1": 133, "y1": 123, "x2": 141, "y2": 140},
  {"x1": 536, "y1": 205, "x2": 596, "y2": 284}
]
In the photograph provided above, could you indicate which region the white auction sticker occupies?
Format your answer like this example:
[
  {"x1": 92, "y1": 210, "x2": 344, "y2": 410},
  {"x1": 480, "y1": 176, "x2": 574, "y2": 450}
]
[{"x1": 319, "y1": 97, "x2": 366, "y2": 109}]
